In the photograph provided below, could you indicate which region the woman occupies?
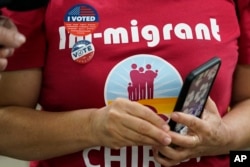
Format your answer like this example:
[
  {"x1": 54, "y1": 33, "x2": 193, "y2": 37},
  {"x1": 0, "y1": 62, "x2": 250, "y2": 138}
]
[{"x1": 0, "y1": 0, "x2": 250, "y2": 167}]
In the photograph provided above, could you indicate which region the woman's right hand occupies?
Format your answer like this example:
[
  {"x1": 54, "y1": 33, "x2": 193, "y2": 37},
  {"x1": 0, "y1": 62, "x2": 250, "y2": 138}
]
[{"x1": 90, "y1": 98, "x2": 172, "y2": 149}]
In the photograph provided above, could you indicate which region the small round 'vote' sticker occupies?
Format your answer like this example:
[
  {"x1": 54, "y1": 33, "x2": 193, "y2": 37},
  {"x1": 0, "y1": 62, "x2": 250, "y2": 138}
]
[
  {"x1": 64, "y1": 4, "x2": 99, "y2": 36},
  {"x1": 71, "y1": 40, "x2": 95, "y2": 64}
]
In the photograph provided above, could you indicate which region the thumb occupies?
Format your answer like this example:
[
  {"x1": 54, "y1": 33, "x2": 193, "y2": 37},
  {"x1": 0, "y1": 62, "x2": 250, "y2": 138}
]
[
  {"x1": 0, "y1": 17, "x2": 26, "y2": 47},
  {"x1": 202, "y1": 97, "x2": 220, "y2": 120}
]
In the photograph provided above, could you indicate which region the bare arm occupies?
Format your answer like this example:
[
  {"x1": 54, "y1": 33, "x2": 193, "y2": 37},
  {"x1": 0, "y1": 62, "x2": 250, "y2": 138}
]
[
  {"x1": 222, "y1": 64, "x2": 250, "y2": 150},
  {"x1": 0, "y1": 68, "x2": 171, "y2": 161},
  {"x1": 0, "y1": 69, "x2": 98, "y2": 160}
]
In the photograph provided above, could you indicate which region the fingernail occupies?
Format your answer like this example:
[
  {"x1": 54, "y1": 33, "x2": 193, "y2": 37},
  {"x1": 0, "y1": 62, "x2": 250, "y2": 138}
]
[
  {"x1": 163, "y1": 136, "x2": 171, "y2": 145},
  {"x1": 0, "y1": 58, "x2": 8, "y2": 70},
  {"x1": 171, "y1": 112, "x2": 179, "y2": 120},
  {"x1": 15, "y1": 33, "x2": 26, "y2": 44},
  {"x1": 1, "y1": 48, "x2": 14, "y2": 57},
  {"x1": 162, "y1": 124, "x2": 170, "y2": 132},
  {"x1": 1, "y1": 49, "x2": 10, "y2": 57}
]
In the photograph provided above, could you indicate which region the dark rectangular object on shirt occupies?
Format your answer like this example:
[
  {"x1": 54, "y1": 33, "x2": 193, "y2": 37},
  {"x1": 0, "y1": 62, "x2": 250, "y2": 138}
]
[{"x1": 0, "y1": 0, "x2": 49, "y2": 11}]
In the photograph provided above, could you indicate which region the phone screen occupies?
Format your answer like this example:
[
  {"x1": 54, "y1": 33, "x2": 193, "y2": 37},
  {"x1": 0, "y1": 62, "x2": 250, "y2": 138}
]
[{"x1": 169, "y1": 57, "x2": 221, "y2": 133}]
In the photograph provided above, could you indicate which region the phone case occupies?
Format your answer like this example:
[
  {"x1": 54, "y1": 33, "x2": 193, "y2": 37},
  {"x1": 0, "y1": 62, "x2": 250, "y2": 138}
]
[{"x1": 168, "y1": 57, "x2": 221, "y2": 133}]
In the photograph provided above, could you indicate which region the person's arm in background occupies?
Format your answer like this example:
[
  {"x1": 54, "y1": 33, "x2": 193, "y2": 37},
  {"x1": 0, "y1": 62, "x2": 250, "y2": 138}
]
[{"x1": 0, "y1": 0, "x2": 50, "y2": 77}]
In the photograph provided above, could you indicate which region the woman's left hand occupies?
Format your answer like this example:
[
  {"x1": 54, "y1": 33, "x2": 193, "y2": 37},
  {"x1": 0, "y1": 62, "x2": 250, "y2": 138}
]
[{"x1": 152, "y1": 97, "x2": 231, "y2": 166}]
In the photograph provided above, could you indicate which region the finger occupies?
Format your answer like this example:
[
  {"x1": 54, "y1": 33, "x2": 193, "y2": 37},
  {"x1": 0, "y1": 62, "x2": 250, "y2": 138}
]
[
  {"x1": 115, "y1": 123, "x2": 167, "y2": 147},
  {"x1": 0, "y1": 48, "x2": 14, "y2": 58},
  {"x1": 204, "y1": 97, "x2": 220, "y2": 116},
  {"x1": 120, "y1": 109, "x2": 172, "y2": 146},
  {"x1": 0, "y1": 27, "x2": 26, "y2": 48},
  {"x1": 101, "y1": 112, "x2": 166, "y2": 148},
  {"x1": 169, "y1": 131, "x2": 200, "y2": 148},
  {"x1": 170, "y1": 112, "x2": 206, "y2": 134},
  {"x1": 152, "y1": 147, "x2": 181, "y2": 167},
  {"x1": 0, "y1": 58, "x2": 8, "y2": 71},
  {"x1": 119, "y1": 98, "x2": 169, "y2": 130}
]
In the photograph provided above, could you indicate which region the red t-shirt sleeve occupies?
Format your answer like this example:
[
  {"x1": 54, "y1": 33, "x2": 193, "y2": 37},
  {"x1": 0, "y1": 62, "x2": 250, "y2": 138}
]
[
  {"x1": 237, "y1": 0, "x2": 250, "y2": 65},
  {"x1": 2, "y1": 8, "x2": 47, "y2": 71}
]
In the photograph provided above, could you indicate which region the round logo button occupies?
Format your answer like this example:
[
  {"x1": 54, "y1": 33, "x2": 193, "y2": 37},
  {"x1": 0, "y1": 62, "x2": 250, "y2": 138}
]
[{"x1": 71, "y1": 40, "x2": 95, "y2": 64}]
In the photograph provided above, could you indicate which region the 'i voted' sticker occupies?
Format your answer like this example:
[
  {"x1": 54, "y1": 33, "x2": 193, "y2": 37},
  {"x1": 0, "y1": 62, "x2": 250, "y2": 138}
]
[
  {"x1": 64, "y1": 4, "x2": 99, "y2": 36},
  {"x1": 71, "y1": 40, "x2": 95, "y2": 64}
]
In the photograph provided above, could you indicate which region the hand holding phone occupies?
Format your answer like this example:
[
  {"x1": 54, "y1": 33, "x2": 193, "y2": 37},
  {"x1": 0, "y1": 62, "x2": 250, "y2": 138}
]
[
  {"x1": 158, "y1": 57, "x2": 221, "y2": 158},
  {"x1": 168, "y1": 57, "x2": 221, "y2": 134}
]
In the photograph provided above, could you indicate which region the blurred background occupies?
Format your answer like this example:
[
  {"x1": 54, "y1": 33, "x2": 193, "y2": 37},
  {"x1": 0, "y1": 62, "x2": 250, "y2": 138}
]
[{"x1": 0, "y1": 156, "x2": 29, "y2": 167}]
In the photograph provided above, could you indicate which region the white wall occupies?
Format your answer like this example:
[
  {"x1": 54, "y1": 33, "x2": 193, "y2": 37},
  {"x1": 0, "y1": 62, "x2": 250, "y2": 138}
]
[{"x1": 0, "y1": 156, "x2": 29, "y2": 167}]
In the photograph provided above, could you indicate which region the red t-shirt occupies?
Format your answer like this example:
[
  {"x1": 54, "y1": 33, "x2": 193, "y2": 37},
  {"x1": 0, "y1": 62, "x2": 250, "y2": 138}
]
[{"x1": 3, "y1": 0, "x2": 250, "y2": 167}]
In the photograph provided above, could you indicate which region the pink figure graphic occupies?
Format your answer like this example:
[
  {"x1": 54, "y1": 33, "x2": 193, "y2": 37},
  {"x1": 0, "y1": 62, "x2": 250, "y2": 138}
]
[
  {"x1": 130, "y1": 64, "x2": 140, "y2": 101},
  {"x1": 144, "y1": 64, "x2": 158, "y2": 99},
  {"x1": 138, "y1": 67, "x2": 146, "y2": 100},
  {"x1": 128, "y1": 82, "x2": 135, "y2": 101}
]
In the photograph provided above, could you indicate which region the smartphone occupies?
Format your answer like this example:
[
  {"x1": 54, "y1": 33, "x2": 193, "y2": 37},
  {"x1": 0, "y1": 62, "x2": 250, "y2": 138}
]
[{"x1": 168, "y1": 57, "x2": 221, "y2": 134}]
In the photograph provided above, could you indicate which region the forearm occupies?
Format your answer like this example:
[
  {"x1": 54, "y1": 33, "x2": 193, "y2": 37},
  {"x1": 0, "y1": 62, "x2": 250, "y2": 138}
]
[
  {"x1": 222, "y1": 98, "x2": 250, "y2": 152},
  {"x1": 0, "y1": 106, "x2": 97, "y2": 160},
  {"x1": 223, "y1": 65, "x2": 250, "y2": 151}
]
